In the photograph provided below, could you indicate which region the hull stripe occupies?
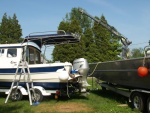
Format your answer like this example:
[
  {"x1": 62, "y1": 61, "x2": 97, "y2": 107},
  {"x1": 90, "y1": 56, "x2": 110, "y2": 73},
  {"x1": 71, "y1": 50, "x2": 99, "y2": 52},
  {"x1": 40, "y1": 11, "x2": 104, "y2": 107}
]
[{"x1": 0, "y1": 66, "x2": 64, "y2": 73}]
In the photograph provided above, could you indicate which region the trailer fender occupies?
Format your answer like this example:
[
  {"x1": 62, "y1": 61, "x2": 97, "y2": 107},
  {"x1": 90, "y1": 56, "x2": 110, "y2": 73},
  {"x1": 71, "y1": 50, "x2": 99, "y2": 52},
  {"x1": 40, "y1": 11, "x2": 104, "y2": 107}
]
[
  {"x1": 17, "y1": 86, "x2": 28, "y2": 95},
  {"x1": 5, "y1": 86, "x2": 28, "y2": 95},
  {"x1": 33, "y1": 86, "x2": 53, "y2": 96},
  {"x1": 129, "y1": 89, "x2": 150, "y2": 102}
]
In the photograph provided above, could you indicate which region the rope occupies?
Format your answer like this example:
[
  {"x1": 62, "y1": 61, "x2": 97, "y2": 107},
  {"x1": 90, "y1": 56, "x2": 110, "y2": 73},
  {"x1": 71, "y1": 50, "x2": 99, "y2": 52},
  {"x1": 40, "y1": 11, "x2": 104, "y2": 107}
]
[{"x1": 89, "y1": 62, "x2": 101, "y2": 77}]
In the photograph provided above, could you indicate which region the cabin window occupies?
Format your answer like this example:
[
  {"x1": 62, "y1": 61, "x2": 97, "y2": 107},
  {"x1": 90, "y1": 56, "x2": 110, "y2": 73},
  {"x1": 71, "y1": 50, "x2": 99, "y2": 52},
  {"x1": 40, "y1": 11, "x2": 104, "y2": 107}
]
[
  {"x1": 35, "y1": 50, "x2": 40, "y2": 64},
  {"x1": 26, "y1": 48, "x2": 29, "y2": 63},
  {"x1": 0, "y1": 49, "x2": 4, "y2": 56},
  {"x1": 29, "y1": 48, "x2": 34, "y2": 64},
  {"x1": 7, "y1": 48, "x2": 17, "y2": 57},
  {"x1": 26, "y1": 46, "x2": 41, "y2": 64}
]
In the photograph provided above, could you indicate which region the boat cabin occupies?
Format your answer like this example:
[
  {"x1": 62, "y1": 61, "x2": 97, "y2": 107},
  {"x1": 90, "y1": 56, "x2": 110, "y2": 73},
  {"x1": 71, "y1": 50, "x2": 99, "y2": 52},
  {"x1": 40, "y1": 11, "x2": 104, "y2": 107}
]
[
  {"x1": 0, "y1": 31, "x2": 80, "y2": 68},
  {"x1": 0, "y1": 42, "x2": 41, "y2": 68}
]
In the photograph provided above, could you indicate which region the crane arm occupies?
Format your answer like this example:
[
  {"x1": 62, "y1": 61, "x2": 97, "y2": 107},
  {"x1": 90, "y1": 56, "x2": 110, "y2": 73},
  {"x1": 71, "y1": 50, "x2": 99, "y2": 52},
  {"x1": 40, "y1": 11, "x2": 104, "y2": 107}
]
[{"x1": 79, "y1": 8, "x2": 132, "y2": 47}]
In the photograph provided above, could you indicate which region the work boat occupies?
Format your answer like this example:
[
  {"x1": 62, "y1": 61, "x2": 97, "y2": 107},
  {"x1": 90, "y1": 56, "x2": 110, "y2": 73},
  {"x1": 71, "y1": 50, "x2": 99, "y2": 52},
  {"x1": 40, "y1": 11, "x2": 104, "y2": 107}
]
[
  {"x1": 79, "y1": 8, "x2": 150, "y2": 112},
  {"x1": 79, "y1": 8, "x2": 150, "y2": 90},
  {"x1": 89, "y1": 44, "x2": 150, "y2": 90},
  {"x1": 0, "y1": 31, "x2": 89, "y2": 94}
]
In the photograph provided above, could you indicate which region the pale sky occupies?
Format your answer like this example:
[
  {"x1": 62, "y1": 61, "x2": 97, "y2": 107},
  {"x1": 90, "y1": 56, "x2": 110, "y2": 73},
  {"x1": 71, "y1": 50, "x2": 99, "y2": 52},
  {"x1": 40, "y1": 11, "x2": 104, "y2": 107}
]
[{"x1": 0, "y1": 0, "x2": 150, "y2": 60}]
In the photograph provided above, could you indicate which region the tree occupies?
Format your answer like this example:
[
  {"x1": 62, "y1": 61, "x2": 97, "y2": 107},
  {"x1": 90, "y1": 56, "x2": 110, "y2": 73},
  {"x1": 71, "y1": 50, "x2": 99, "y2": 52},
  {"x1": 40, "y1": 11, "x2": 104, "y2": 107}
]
[
  {"x1": 0, "y1": 13, "x2": 8, "y2": 43},
  {"x1": 131, "y1": 48, "x2": 144, "y2": 58},
  {"x1": 52, "y1": 7, "x2": 122, "y2": 63},
  {"x1": 90, "y1": 15, "x2": 121, "y2": 62},
  {"x1": 11, "y1": 14, "x2": 22, "y2": 43},
  {"x1": 52, "y1": 8, "x2": 93, "y2": 63},
  {"x1": 52, "y1": 15, "x2": 83, "y2": 63},
  {"x1": 69, "y1": 8, "x2": 92, "y2": 32},
  {"x1": 0, "y1": 13, "x2": 22, "y2": 44},
  {"x1": 82, "y1": 27, "x2": 94, "y2": 62}
]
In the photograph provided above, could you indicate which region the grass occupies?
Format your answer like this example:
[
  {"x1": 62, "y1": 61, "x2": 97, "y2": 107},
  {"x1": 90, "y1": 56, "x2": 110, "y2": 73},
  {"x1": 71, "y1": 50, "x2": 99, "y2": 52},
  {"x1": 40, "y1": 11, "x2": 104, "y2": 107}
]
[{"x1": 0, "y1": 78, "x2": 141, "y2": 113}]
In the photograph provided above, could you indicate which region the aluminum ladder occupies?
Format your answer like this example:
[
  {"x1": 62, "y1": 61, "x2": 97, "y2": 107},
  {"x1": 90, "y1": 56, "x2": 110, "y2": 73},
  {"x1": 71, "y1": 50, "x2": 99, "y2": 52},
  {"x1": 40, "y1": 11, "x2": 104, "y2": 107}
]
[{"x1": 5, "y1": 60, "x2": 39, "y2": 105}]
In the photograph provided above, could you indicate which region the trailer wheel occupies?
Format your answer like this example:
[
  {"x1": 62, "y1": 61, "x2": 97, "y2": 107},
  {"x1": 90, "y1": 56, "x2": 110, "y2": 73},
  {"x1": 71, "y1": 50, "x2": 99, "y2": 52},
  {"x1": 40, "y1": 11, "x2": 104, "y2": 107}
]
[
  {"x1": 131, "y1": 92, "x2": 145, "y2": 112},
  {"x1": 11, "y1": 89, "x2": 23, "y2": 101},
  {"x1": 31, "y1": 89, "x2": 43, "y2": 102},
  {"x1": 101, "y1": 86, "x2": 106, "y2": 91},
  {"x1": 147, "y1": 96, "x2": 150, "y2": 113}
]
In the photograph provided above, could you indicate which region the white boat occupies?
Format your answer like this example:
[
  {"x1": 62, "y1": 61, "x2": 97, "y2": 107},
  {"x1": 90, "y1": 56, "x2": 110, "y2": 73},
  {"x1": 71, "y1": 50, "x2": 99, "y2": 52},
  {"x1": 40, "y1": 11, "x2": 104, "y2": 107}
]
[{"x1": 0, "y1": 31, "x2": 89, "y2": 97}]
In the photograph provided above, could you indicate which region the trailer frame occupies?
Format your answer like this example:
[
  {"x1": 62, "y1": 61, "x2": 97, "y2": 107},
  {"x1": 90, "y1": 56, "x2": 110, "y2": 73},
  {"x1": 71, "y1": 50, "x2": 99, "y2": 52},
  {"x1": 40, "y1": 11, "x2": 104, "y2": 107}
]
[
  {"x1": 0, "y1": 85, "x2": 59, "y2": 102},
  {"x1": 99, "y1": 82, "x2": 150, "y2": 112}
]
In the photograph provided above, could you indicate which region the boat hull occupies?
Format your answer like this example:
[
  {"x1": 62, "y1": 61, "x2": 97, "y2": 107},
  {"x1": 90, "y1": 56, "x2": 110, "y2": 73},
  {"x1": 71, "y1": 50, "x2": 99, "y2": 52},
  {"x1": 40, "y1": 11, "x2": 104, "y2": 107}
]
[
  {"x1": 0, "y1": 64, "x2": 75, "y2": 89},
  {"x1": 89, "y1": 57, "x2": 150, "y2": 90}
]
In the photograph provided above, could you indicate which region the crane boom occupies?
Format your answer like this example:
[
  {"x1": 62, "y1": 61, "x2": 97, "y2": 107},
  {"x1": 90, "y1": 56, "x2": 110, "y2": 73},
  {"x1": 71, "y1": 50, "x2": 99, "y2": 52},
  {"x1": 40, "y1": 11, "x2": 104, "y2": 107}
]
[{"x1": 79, "y1": 8, "x2": 132, "y2": 47}]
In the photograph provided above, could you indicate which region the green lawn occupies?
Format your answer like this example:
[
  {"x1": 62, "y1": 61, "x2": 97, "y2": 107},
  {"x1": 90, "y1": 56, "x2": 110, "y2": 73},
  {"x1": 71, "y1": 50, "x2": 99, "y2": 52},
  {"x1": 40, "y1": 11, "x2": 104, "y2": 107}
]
[{"x1": 0, "y1": 78, "x2": 141, "y2": 113}]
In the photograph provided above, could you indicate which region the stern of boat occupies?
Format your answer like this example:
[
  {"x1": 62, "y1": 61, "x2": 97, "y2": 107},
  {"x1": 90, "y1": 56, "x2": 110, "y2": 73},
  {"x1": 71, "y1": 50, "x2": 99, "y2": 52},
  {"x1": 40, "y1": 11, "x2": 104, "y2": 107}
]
[
  {"x1": 72, "y1": 58, "x2": 90, "y2": 92},
  {"x1": 57, "y1": 58, "x2": 90, "y2": 93}
]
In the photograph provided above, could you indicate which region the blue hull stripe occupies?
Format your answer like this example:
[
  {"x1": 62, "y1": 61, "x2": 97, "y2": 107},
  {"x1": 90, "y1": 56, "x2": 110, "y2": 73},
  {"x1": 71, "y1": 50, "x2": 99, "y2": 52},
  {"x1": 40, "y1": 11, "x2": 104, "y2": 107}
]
[
  {"x1": 0, "y1": 82, "x2": 68, "y2": 89},
  {"x1": 0, "y1": 66, "x2": 64, "y2": 73}
]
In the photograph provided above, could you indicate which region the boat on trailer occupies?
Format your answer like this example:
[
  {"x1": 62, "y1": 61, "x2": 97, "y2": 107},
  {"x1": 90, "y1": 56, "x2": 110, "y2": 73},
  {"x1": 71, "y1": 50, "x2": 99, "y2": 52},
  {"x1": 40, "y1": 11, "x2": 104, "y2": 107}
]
[
  {"x1": 88, "y1": 46, "x2": 150, "y2": 112},
  {"x1": 79, "y1": 8, "x2": 150, "y2": 91},
  {"x1": 0, "y1": 30, "x2": 89, "y2": 101},
  {"x1": 79, "y1": 8, "x2": 150, "y2": 112}
]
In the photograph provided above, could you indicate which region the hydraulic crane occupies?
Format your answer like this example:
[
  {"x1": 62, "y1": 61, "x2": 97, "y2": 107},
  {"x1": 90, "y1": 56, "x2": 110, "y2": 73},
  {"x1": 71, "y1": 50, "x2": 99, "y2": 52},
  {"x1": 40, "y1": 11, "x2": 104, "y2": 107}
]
[{"x1": 79, "y1": 8, "x2": 132, "y2": 59}]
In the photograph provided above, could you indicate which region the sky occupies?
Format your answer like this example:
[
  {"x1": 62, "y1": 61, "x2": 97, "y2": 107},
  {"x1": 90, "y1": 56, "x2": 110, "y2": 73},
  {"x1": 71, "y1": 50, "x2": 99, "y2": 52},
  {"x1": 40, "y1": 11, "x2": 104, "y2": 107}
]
[{"x1": 0, "y1": 0, "x2": 150, "y2": 60}]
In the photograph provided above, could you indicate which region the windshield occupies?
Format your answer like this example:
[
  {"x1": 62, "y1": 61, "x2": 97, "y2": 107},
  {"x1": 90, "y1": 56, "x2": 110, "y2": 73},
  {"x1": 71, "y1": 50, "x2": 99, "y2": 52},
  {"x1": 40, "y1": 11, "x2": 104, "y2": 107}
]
[{"x1": 26, "y1": 46, "x2": 41, "y2": 64}]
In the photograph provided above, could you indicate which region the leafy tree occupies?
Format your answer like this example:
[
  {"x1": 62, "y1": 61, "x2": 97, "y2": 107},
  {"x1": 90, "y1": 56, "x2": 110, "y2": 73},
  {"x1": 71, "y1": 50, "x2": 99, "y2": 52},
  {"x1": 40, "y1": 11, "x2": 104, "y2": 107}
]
[
  {"x1": 52, "y1": 15, "x2": 83, "y2": 63},
  {"x1": 131, "y1": 48, "x2": 144, "y2": 58},
  {"x1": 11, "y1": 14, "x2": 22, "y2": 43},
  {"x1": 69, "y1": 8, "x2": 92, "y2": 32},
  {"x1": 52, "y1": 7, "x2": 122, "y2": 63},
  {"x1": 0, "y1": 13, "x2": 8, "y2": 43},
  {"x1": 0, "y1": 13, "x2": 22, "y2": 44},
  {"x1": 89, "y1": 15, "x2": 121, "y2": 62},
  {"x1": 82, "y1": 27, "x2": 94, "y2": 62},
  {"x1": 53, "y1": 8, "x2": 92, "y2": 63}
]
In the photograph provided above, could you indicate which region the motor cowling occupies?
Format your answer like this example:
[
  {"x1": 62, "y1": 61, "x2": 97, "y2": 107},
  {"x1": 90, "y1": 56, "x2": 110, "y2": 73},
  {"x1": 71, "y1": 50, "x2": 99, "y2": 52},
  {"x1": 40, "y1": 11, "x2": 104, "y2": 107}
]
[{"x1": 73, "y1": 58, "x2": 90, "y2": 92}]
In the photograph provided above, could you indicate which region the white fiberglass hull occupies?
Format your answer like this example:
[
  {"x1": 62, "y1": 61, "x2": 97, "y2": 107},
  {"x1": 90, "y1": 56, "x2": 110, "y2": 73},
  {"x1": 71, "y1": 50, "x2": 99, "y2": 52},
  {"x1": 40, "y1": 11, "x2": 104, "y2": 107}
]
[{"x1": 0, "y1": 63, "x2": 78, "y2": 89}]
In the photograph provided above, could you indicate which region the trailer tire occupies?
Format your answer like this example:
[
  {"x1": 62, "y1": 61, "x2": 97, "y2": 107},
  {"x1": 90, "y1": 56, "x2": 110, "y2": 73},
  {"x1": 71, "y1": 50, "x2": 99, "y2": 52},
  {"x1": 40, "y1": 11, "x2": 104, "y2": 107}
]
[
  {"x1": 131, "y1": 92, "x2": 145, "y2": 112},
  {"x1": 147, "y1": 96, "x2": 150, "y2": 113},
  {"x1": 101, "y1": 86, "x2": 106, "y2": 91},
  {"x1": 11, "y1": 89, "x2": 23, "y2": 101},
  {"x1": 31, "y1": 89, "x2": 43, "y2": 102}
]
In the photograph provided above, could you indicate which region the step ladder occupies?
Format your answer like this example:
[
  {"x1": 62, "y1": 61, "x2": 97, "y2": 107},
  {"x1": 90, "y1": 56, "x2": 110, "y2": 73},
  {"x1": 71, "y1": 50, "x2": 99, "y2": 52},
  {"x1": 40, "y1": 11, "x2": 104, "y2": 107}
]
[{"x1": 5, "y1": 60, "x2": 39, "y2": 105}]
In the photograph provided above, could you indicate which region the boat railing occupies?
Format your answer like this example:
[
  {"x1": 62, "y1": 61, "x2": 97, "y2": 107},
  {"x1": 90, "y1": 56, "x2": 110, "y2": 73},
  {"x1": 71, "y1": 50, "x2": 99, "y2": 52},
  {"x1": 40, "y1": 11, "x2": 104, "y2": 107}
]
[
  {"x1": 144, "y1": 41, "x2": 150, "y2": 57},
  {"x1": 22, "y1": 30, "x2": 80, "y2": 46},
  {"x1": 28, "y1": 30, "x2": 66, "y2": 39},
  {"x1": 22, "y1": 30, "x2": 66, "y2": 44},
  {"x1": 141, "y1": 41, "x2": 150, "y2": 66}
]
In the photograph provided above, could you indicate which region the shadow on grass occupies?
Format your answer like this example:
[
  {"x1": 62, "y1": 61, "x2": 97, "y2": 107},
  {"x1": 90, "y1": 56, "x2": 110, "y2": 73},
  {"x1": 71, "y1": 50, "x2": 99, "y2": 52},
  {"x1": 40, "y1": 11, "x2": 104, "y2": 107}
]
[
  {"x1": 90, "y1": 89, "x2": 129, "y2": 104},
  {"x1": 0, "y1": 104, "x2": 23, "y2": 113},
  {"x1": 0, "y1": 93, "x2": 24, "y2": 113}
]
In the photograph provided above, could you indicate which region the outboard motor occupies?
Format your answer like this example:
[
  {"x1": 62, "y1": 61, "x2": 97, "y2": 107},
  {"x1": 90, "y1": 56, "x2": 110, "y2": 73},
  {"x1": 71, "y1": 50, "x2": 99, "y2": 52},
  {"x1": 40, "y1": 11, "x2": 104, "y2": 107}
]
[{"x1": 73, "y1": 58, "x2": 90, "y2": 92}]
